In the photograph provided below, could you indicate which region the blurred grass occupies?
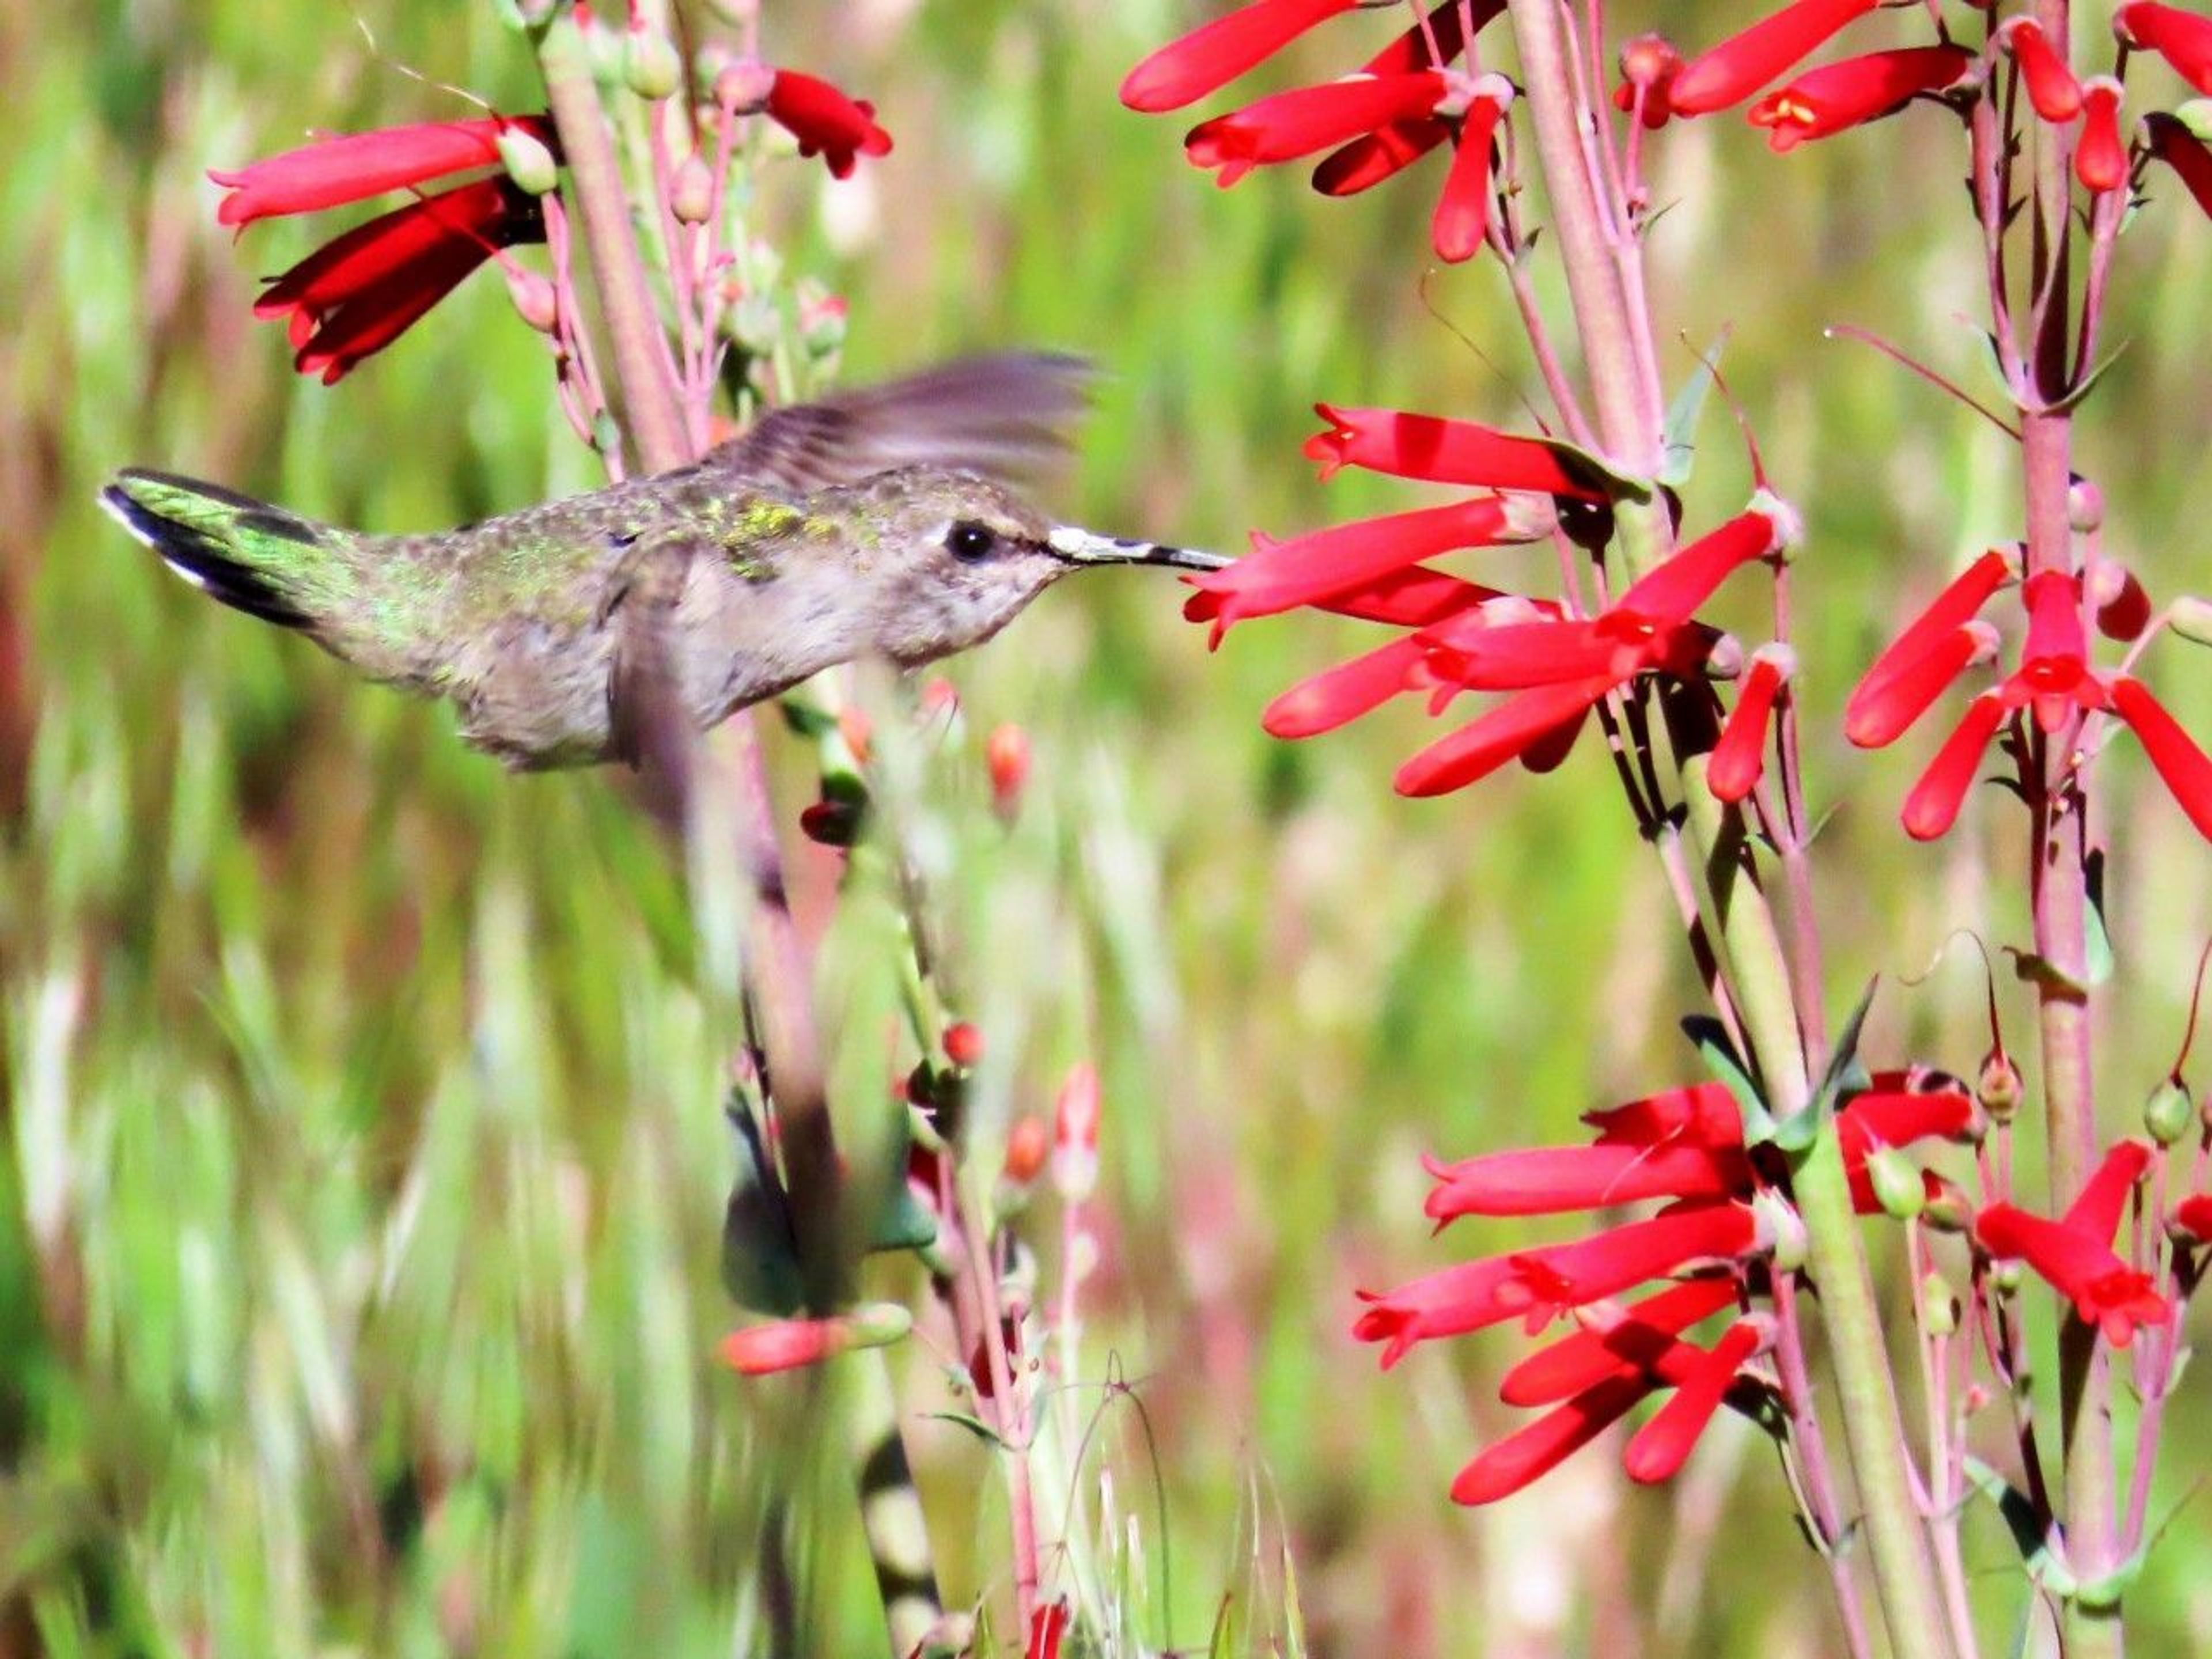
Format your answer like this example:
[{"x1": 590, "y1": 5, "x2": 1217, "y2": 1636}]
[{"x1": 8, "y1": 0, "x2": 2212, "y2": 1653}]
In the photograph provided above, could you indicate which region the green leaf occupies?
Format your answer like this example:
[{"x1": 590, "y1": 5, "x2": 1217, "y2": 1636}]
[
  {"x1": 2083, "y1": 848, "x2": 2114, "y2": 987},
  {"x1": 1777, "y1": 978, "x2": 1877, "y2": 1157},
  {"x1": 720, "y1": 1104, "x2": 805, "y2": 1316},
  {"x1": 2006, "y1": 946, "x2": 2090, "y2": 998},
  {"x1": 2043, "y1": 338, "x2": 2131, "y2": 416},
  {"x1": 1682, "y1": 1014, "x2": 1775, "y2": 1144},
  {"x1": 922, "y1": 1410, "x2": 1011, "y2": 1449},
  {"x1": 1659, "y1": 329, "x2": 1729, "y2": 488},
  {"x1": 1963, "y1": 1455, "x2": 2070, "y2": 1593}
]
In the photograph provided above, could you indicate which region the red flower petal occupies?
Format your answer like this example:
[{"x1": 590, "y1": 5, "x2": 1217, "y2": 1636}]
[
  {"x1": 1312, "y1": 117, "x2": 1453, "y2": 194},
  {"x1": 2119, "y1": 1, "x2": 2212, "y2": 93},
  {"x1": 1584, "y1": 1083, "x2": 1745, "y2": 1150},
  {"x1": 1305, "y1": 403, "x2": 1606, "y2": 497},
  {"x1": 1975, "y1": 1205, "x2": 2169, "y2": 1347},
  {"x1": 1846, "y1": 624, "x2": 1991, "y2": 748},
  {"x1": 2075, "y1": 79, "x2": 2128, "y2": 194},
  {"x1": 2112, "y1": 676, "x2": 2212, "y2": 839},
  {"x1": 765, "y1": 69, "x2": 893, "y2": 179},
  {"x1": 2172, "y1": 1192, "x2": 2212, "y2": 1241},
  {"x1": 721, "y1": 1316, "x2": 854, "y2": 1375},
  {"x1": 1707, "y1": 647, "x2": 1791, "y2": 803},
  {"x1": 1432, "y1": 88, "x2": 1510, "y2": 262},
  {"x1": 1263, "y1": 635, "x2": 1429, "y2": 737},
  {"x1": 1187, "y1": 73, "x2": 1449, "y2": 186},
  {"x1": 1191, "y1": 495, "x2": 1524, "y2": 626},
  {"x1": 2063, "y1": 1139, "x2": 2152, "y2": 1241},
  {"x1": 1670, "y1": 0, "x2": 1883, "y2": 116},
  {"x1": 1354, "y1": 1255, "x2": 1525, "y2": 1365},
  {"x1": 1395, "y1": 674, "x2": 1619, "y2": 795},
  {"x1": 1120, "y1": 0, "x2": 1361, "y2": 113},
  {"x1": 1614, "y1": 505, "x2": 1786, "y2": 623},
  {"x1": 1499, "y1": 1277, "x2": 1740, "y2": 1406},
  {"x1": 1620, "y1": 1318, "x2": 1763, "y2": 1483},
  {"x1": 1450, "y1": 1372, "x2": 1653, "y2": 1504},
  {"x1": 210, "y1": 115, "x2": 554, "y2": 228},
  {"x1": 1502, "y1": 1204, "x2": 1759, "y2": 1325},
  {"x1": 1900, "y1": 692, "x2": 2007, "y2": 840},
  {"x1": 1422, "y1": 1142, "x2": 1751, "y2": 1221},
  {"x1": 1848, "y1": 550, "x2": 2012, "y2": 737},
  {"x1": 2001, "y1": 18, "x2": 2084, "y2": 122},
  {"x1": 1745, "y1": 46, "x2": 1975, "y2": 153}
]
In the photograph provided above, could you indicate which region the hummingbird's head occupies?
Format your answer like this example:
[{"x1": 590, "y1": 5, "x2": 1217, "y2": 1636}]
[{"x1": 833, "y1": 468, "x2": 1225, "y2": 666}]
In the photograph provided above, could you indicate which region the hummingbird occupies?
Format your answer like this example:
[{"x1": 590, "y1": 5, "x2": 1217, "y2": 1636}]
[{"x1": 100, "y1": 354, "x2": 1223, "y2": 774}]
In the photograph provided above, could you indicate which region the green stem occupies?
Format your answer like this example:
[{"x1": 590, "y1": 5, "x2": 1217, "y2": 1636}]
[{"x1": 1501, "y1": 0, "x2": 1953, "y2": 1647}]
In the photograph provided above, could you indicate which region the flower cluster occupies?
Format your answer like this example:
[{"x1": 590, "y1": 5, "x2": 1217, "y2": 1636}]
[
  {"x1": 1119, "y1": 0, "x2": 1517, "y2": 264},
  {"x1": 1355, "y1": 1077, "x2": 1976, "y2": 1502},
  {"x1": 1846, "y1": 552, "x2": 2212, "y2": 840}
]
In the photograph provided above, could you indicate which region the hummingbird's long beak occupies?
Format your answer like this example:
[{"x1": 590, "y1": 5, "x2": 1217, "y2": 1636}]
[{"x1": 1046, "y1": 527, "x2": 1229, "y2": 572}]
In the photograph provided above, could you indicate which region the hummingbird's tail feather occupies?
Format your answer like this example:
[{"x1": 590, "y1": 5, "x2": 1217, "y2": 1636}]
[{"x1": 99, "y1": 468, "x2": 349, "y2": 631}]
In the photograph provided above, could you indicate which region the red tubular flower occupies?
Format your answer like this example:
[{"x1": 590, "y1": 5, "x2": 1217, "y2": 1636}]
[
  {"x1": 1025, "y1": 1601, "x2": 1071, "y2": 1659},
  {"x1": 2075, "y1": 78, "x2": 2128, "y2": 194},
  {"x1": 1708, "y1": 644, "x2": 1794, "y2": 803},
  {"x1": 1669, "y1": 0, "x2": 1884, "y2": 116},
  {"x1": 1311, "y1": 1, "x2": 1499, "y2": 192},
  {"x1": 2172, "y1": 1192, "x2": 2212, "y2": 1241},
  {"x1": 1187, "y1": 73, "x2": 1452, "y2": 187},
  {"x1": 1189, "y1": 495, "x2": 1531, "y2": 632},
  {"x1": 2145, "y1": 109, "x2": 2212, "y2": 216},
  {"x1": 721, "y1": 1315, "x2": 855, "y2": 1375},
  {"x1": 1432, "y1": 82, "x2": 1513, "y2": 262},
  {"x1": 1746, "y1": 46, "x2": 1975, "y2": 152},
  {"x1": 1305, "y1": 404, "x2": 1609, "y2": 498},
  {"x1": 1847, "y1": 624, "x2": 1997, "y2": 748},
  {"x1": 1999, "y1": 18, "x2": 2084, "y2": 122},
  {"x1": 1499, "y1": 1278, "x2": 1740, "y2": 1406},
  {"x1": 1621, "y1": 1319, "x2": 1764, "y2": 1483},
  {"x1": 2110, "y1": 677, "x2": 2212, "y2": 839},
  {"x1": 252, "y1": 177, "x2": 544, "y2": 383},
  {"x1": 1188, "y1": 563, "x2": 1505, "y2": 638},
  {"x1": 1263, "y1": 633, "x2": 1452, "y2": 737},
  {"x1": 1975, "y1": 1142, "x2": 2169, "y2": 1347},
  {"x1": 1422, "y1": 1141, "x2": 1753, "y2": 1220},
  {"x1": 1847, "y1": 550, "x2": 2013, "y2": 743},
  {"x1": 1451, "y1": 1370, "x2": 1656, "y2": 1504},
  {"x1": 210, "y1": 115, "x2": 556, "y2": 228},
  {"x1": 1495, "y1": 1204, "x2": 1761, "y2": 1328},
  {"x1": 1614, "y1": 35, "x2": 1685, "y2": 129},
  {"x1": 2119, "y1": 0, "x2": 2212, "y2": 93},
  {"x1": 1901, "y1": 692, "x2": 2008, "y2": 840},
  {"x1": 1120, "y1": 0, "x2": 1362, "y2": 113},
  {"x1": 764, "y1": 69, "x2": 893, "y2": 178}
]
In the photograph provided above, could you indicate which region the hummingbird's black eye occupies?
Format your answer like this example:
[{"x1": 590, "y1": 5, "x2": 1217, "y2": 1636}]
[{"x1": 945, "y1": 521, "x2": 998, "y2": 562}]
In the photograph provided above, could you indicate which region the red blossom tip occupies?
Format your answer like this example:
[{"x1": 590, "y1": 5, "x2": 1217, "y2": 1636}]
[
  {"x1": 764, "y1": 69, "x2": 893, "y2": 179},
  {"x1": 2111, "y1": 676, "x2": 2212, "y2": 839},
  {"x1": 1998, "y1": 18, "x2": 2085, "y2": 122},
  {"x1": 2118, "y1": 1, "x2": 2212, "y2": 94},
  {"x1": 1901, "y1": 693, "x2": 2008, "y2": 840},
  {"x1": 210, "y1": 114, "x2": 557, "y2": 229},
  {"x1": 1745, "y1": 46, "x2": 1975, "y2": 153},
  {"x1": 1120, "y1": 0, "x2": 1362, "y2": 112},
  {"x1": 1707, "y1": 644, "x2": 1794, "y2": 804},
  {"x1": 1304, "y1": 404, "x2": 1609, "y2": 498},
  {"x1": 1670, "y1": 0, "x2": 1884, "y2": 116},
  {"x1": 2075, "y1": 78, "x2": 2128, "y2": 194},
  {"x1": 1620, "y1": 1319, "x2": 1764, "y2": 1483}
]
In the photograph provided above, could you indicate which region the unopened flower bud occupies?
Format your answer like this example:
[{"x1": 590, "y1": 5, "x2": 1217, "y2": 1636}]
[
  {"x1": 1978, "y1": 1050, "x2": 2022, "y2": 1122},
  {"x1": 624, "y1": 25, "x2": 684, "y2": 100},
  {"x1": 942, "y1": 1021, "x2": 984, "y2": 1069},
  {"x1": 2145, "y1": 1075, "x2": 2194, "y2": 1145},
  {"x1": 2170, "y1": 596, "x2": 2212, "y2": 649},
  {"x1": 1920, "y1": 1270, "x2": 1959, "y2": 1336},
  {"x1": 1921, "y1": 1179, "x2": 1974, "y2": 1233},
  {"x1": 497, "y1": 124, "x2": 561, "y2": 196},
  {"x1": 987, "y1": 724, "x2": 1031, "y2": 820},
  {"x1": 800, "y1": 796, "x2": 863, "y2": 847},
  {"x1": 1704, "y1": 632, "x2": 1745, "y2": 680},
  {"x1": 1752, "y1": 1190, "x2": 1808, "y2": 1273},
  {"x1": 2068, "y1": 475, "x2": 2105, "y2": 532},
  {"x1": 1621, "y1": 32, "x2": 1681, "y2": 88},
  {"x1": 1991, "y1": 1257, "x2": 2023, "y2": 1295},
  {"x1": 2090, "y1": 561, "x2": 2152, "y2": 641},
  {"x1": 502, "y1": 265, "x2": 559, "y2": 334},
  {"x1": 797, "y1": 281, "x2": 849, "y2": 357},
  {"x1": 1002, "y1": 1114, "x2": 1049, "y2": 1185},
  {"x1": 1052, "y1": 1062, "x2": 1101, "y2": 1202},
  {"x1": 1866, "y1": 1145, "x2": 1928, "y2": 1220},
  {"x1": 671, "y1": 154, "x2": 715, "y2": 224},
  {"x1": 714, "y1": 59, "x2": 778, "y2": 115},
  {"x1": 719, "y1": 1303, "x2": 911, "y2": 1376}
]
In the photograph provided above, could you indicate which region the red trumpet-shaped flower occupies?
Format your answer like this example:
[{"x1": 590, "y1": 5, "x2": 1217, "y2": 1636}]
[
  {"x1": 1975, "y1": 1141, "x2": 2170, "y2": 1347},
  {"x1": 762, "y1": 69, "x2": 893, "y2": 178},
  {"x1": 1121, "y1": 0, "x2": 1362, "y2": 112},
  {"x1": 1853, "y1": 560, "x2": 2212, "y2": 838},
  {"x1": 210, "y1": 114, "x2": 557, "y2": 228},
  {"x1": 1669, "y1": 0, "x2": 1883, "y2": 116},
  {"x1": 1746, "y1": 46, "x2": 1975, "y2": 152},
  {"x1": 1431, "y1": 79, "x2": 1514, "y2": 262},
  {"x1": 1707, "y1": 644, "x2": 1796, "y2": 802},
  {"x1": 2119, "y1": 1, "x2": 2212, "y2": 93},
  {"x1": 2075, "y1": 79, "x2": 2129, "y2": 194},
  {"x1": 1361, "y1": 1074, "x2": 1968, "y2": 1502},
  {"x1": 1186, "y1": 71, "x2": 1456, "y2": 187},
  {"x1": 252, "y1": 177, "x2": 546, "y2": 384},
  {"x1": 1998, "y1": 18, "x2": 2085, "y2": 122},
  {"x1": 1313, "y1": 2, "x2": 1495, "y2": 193},
  {"x1": 2144, "y1": 111, "x2": 2212, "y2": 218}
]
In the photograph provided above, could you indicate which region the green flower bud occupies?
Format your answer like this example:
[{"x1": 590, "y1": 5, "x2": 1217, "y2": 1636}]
[
  {"x1": 497, "y1": 125, "x2": 561, "y2": 196},
  {"x1": 2145, "y1": 1075, "x2": 2194, "y2": 1146},
  {"x1": 1753, "y1": 1189, "x2": 1808, "y2": 1274},
  {"x1": 624, "y1": 26, "x2": 683, "y2": 101},
  {"x1": 2171, "y1": 596, "x2": 2212, "y2": 650},
  {"x1": 1920, "y1": 1270, "x2": 1959, "y2": 1337},
  {"x1": 1867, "y1": 1145, "x2": 1928, "y2": 1220},
  {"x1": 1978, "y1": 1050, "x2": 2022, "y2": 1122}
]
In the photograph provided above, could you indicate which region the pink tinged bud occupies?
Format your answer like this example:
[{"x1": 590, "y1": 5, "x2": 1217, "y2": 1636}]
[
  {"x1": 1616, "y1": 34, "x2": 1685, "y2": 128},
  {"x1": 2075, "y1": 79, "x2": 2128, "y2": 193},
  {"x1": 1450, "y1": 1371, "x2": 1654, "y2": 1504},
  {"x1": 1620, "y1": 1319, "x2": 1764, "y2": 1483},
  {"x1": 1707, "y1": 644, "x2": 1794, "y2": 803},
  {"x1": 2145, "y1": 111, "x2": 2212, "y2": 216},
  {"x1": 986, "y1": 722, "x2": 1031, "y2": 815},
  {"x1": 503, "y1": 264, "x2": 559, "y2": 334},
  {"x1": 714, "y1": 59, "x2": 779, "y2": 113},
  {"x1": 1394, "y1": 673, "x2": 1616, "y2": 796},
  {"x1": 1055, "y1": 1061, "x2": 1101, "y2": 1151},
  {"x1": 209, "y1": 115, "x2": 558, "y2": 228},
  {"x1": 1304, "y1": 403, "x2": 1607, "y2": 498},
  {"x1": 1974, "y1": 1204, "x2": 2169, "y2": 1347},
  {"x1": 2172, "y1": 1191, "x2": 2212, "y2": 1242},
  {"x1": 1901, "y1": 692, "x2": 2008, "y2": 840},
  {"x1": 1499, "y1": 1277, "x2": 1740, "y2": 1406},
  {"x1": 1120, "y1": 0, "x2": 1362, "y2": 113},
  {"x1": 1432, "y1": 85, "x2": 1512, "y2": 263},
  {"x1": 671, "y1": 155, "x2": 716, "y2": 224},
  {"x1": 2111, "y1": 677, "x2": 2212, "y2": 839},
  {"x1": 764, "y1": 69, "x2": 893, "y2": 179},
  {"x1": 1185, "y1": 73, "x2": 1451, "y2": 187},
  {"x1": 1263, "y1": 635, "x2": 1431, "y2": 737},
  {"x1": 2119, "y1": 0, "x2": 2212, "y2": 93},
  {"x1": 721, "y1": 1305, "x2": 911, "y2": 1375},
  {"x1": 1421, "y1": 1141, "x2": 1752, "y2": 1221},
  {"x1": 1999, "y1": 18, "x2": 2084, "y2": 121},
  {"x1": 1003, "y1": 1114, "x2": 1050, "y2": 1185},
  {"x1": 1192, "y1": 496, "x2": 1527, "y2": 630},
  {"x1": 1745, "y1": 46, "x2": 1975, "y2": 152},
  {"x1": 1669, "y1": 0, "x2": 1884, "y2": 116},
  {"x1": 2090, "y1": 562, "x2": 2152, "y2": 640}
]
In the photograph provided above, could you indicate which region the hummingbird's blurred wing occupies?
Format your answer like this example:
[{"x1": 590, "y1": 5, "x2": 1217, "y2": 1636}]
[
  {"x1": 706, "y1": 354, "x2": 1094, "y2": 491},
  {"x1": 600, "y1": 531, "x2": 699, "y2": 828}
]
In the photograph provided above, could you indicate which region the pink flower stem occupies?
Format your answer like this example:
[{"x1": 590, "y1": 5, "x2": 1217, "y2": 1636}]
[
  {"x1": 1491, "y1": 126, "x2": 1601, "y2": 451},
  {"x1": 1768, "y1": 1272, "x2": 1876, "y2": 1658}
]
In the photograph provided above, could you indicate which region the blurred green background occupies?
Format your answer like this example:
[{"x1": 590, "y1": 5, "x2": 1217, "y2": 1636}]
[{"x1": 9, "y1": 0, "x2": 2212, "y2": 1653}]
